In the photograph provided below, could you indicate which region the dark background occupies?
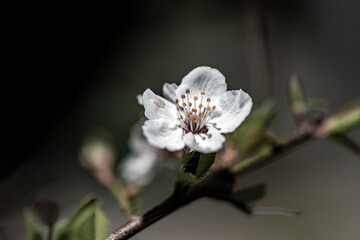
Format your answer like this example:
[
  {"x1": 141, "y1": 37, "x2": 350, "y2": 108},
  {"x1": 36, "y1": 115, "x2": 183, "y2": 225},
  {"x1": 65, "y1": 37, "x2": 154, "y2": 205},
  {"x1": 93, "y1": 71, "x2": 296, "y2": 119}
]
[{"x1": 1, "y1": 1, "x2": 360, "y2": 239}]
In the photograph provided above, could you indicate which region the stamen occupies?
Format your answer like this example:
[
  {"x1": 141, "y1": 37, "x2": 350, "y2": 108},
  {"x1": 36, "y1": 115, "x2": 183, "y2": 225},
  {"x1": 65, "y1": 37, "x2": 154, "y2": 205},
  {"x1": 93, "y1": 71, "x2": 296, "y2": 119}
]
[{"x1": 176, "y1": 90, "x2": 216, "y2": 134}]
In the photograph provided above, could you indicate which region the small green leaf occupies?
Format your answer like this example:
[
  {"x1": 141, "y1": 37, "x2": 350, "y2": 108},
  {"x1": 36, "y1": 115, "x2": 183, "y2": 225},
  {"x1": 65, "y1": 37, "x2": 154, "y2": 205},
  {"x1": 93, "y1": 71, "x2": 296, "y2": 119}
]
[
  {"x1": 288, "y1": 74, "x2": 308, "y2": 119},
  {"x1": 177, "y1": 152, "x2": 216, "y2": 187},
  {"x1": 230, "y1": 184, "x2": 266, "y2": 204},
  {"x1": 24, "y1": 209, "x2": 44, "y2": 240},
  {"x1": 180, "y1": 151, "x2": 201, "y2": 174},
  {"x1": 195, "y1": 153, "x2": 216, "y2": 178},
  {"x1": 316, "y1": 98, "x2": 360, "y2": 136},
  {"x1": 227, "y1": 100, "x2": 277, "y2": 154},
  {"x1": 230, "y1": 140, "x2": 275, "y2": 174},
  {"x1": 56, "y1": 195, "x2": 109, "y2": 240},
  {"x1": 176, "y1": 172, "x2": 200, "y2": 187}
]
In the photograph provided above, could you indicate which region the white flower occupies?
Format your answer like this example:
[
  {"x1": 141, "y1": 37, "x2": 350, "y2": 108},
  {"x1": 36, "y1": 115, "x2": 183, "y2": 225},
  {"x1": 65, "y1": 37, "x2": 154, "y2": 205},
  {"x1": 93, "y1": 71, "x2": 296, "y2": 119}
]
[
  {"x1": 141, "y1": 66, "x2": 253, "y2": 153},
  {"x1": 120, "y1": 117, "x2": 182, "y2": 186},
  {"x1": 120, "y1": 118, "x2": 161, "y2": 186}
]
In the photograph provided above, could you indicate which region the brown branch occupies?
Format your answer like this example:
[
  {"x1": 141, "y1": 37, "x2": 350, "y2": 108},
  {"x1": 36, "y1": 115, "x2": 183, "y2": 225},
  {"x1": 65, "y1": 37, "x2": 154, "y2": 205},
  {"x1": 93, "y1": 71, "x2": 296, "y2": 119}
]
[
  {"x1": 106, "y1": 103, "x2": 360, "y2": 240},
  {"x1": 105, "y1": 122, "x2": 316, "y2": 240}
]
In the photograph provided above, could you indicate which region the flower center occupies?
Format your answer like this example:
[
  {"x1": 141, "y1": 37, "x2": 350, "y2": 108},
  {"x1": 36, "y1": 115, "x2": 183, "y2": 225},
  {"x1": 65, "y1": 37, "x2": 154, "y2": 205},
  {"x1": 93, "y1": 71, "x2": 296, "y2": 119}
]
[{"x1": 175, "y1": 89, "x2": 217, "y2": 134}]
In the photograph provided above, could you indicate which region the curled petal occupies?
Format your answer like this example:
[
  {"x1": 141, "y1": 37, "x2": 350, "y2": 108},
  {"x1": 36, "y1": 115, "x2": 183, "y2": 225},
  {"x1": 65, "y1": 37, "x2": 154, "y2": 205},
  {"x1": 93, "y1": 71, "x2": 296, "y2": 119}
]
[
  {"x1": 175, "y1": 66, "x2": 227, "y2": 99},
  {"x1": 212, "y1": 89, "x2": 253, "y2": 133},
  {"x1": 183, "y1": 131, "x2": 226, "y2": 154},
  {"x1": 142, "y1": 118, "x2": 185, "y2": 151},
  {"x1": 162, "y1": 83, "x2": 178, "y2": 102},
  {"x1": 143, "y1": 89, "x2": 177, "y2": 120}
]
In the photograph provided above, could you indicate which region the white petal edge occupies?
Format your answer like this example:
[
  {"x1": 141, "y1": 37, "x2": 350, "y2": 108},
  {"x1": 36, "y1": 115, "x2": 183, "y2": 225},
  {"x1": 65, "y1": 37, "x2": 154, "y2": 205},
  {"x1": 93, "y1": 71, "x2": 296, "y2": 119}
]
[
  {"x1": 162, "y1": 83, "x2": 178, "y2": 102},
  {"x1": 120, "y1": 151, "x2": 158, "y2": 186},
  {"x1": 211, "y1": 89, "x2": 253, "y2": 133},
  {"x1": 175, "y1": 66, "x2": 227, "y2": 99},
  {"x1": 142, "y1": 118, "x2": 185, "y2": 151},
  {"x1": 143, "y1": 88, "x2": 178, "y2": 120},
  {"x1": 136, "y1": 94, "x2": 143, "y2": 106},
  {"x1": 183, "y1": 131, "x2": 226, "y2": 154}
]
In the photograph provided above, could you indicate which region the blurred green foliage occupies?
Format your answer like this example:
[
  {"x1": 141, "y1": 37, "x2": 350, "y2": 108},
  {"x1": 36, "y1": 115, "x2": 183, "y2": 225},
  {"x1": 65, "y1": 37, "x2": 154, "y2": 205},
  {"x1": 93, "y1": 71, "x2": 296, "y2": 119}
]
[
  {"x1": 56, "y1": 195, "x2": 109, "y2": 240},
  {"x1": 227, "y1": 100, "x2": 278, "y2": 156},
  {"x1": 24, "y1": 209, "x2": 43, "y2": 240}
]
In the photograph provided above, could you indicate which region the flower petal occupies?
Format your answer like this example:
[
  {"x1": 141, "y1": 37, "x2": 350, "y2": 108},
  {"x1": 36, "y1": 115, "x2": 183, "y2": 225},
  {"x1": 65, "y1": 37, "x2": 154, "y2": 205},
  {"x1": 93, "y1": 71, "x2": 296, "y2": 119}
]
[
  {"x1": 211, "y1": 89, "x2": 253, "y2": 133},
  {"x1": 120, "y1": 150, "x2": 158, "y2": 186},
  {"x1": 143, "y1": 88, "x2": 177, "y2": 120},
  {"x1": 142, "y1": 118, "x2": 185, "y2": 151},
  {"x1": 183, "y1": 131, "x2": 226, "y2": 153},
  {"x1": 136, "y1": 94, "x2": 143, "y2": 106},
  {"x1": 175, "y1": 66, "x2": 227, "y2": 99},
  {"x1": 162, "y1": 83, "x2": 178, "y2": 102}
]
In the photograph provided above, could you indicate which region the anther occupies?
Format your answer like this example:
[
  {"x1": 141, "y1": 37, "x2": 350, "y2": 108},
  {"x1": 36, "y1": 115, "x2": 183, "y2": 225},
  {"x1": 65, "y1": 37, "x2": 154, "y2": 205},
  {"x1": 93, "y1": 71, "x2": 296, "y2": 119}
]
[
  {"x1": 201, "y1": 92, "x2": 205, "y2": 95},
  {"x1": 199, "y1": 104, "x2": 203, "y2": 108},
  {"x1": 207, "y1": 98, "x2": 211, "y2": 102},
  {"x1": 175, "y1": 98, "x2": 179, "y2": 104},
  {"x1": 181, "y1": 94, "x2": 185, "y2": 99},
  {"x1": 212, "y1": 106, "x2": 216, "y2": 110},
  {"x1": 186, "y1": 89, "x2": 190, "y2": 94},
  {"x1": 189, "y1": 102, "x2": 192, "y2": 107},
  {"x1": 182, "y1": 103, "x2": 187, "y2": 107},
  {"x1": 207, "y1": 106, "x2": 211, "y2": 111},
  {"x1": 194, "y1": 96, "x2": 198, "y2": 101}
]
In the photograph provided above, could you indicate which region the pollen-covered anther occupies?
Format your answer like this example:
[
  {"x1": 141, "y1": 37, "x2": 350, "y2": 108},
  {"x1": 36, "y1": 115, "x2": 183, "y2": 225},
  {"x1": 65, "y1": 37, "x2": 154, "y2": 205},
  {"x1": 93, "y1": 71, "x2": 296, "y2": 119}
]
[
  {"x1": 175, "y1": 90, "x2": 215, "y2": 133},
  {"x1": 212, "y1": 106, "x2": 216, "y2": 110}
]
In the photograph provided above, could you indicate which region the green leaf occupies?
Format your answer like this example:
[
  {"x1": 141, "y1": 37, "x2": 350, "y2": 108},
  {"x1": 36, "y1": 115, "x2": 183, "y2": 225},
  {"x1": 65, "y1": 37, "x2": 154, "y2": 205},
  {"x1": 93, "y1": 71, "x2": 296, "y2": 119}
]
[
  {"x1": 56, "y1": 195, "x2": 109, "y2": 240},
  {"x1": 230, "y1": 140, "x2": 275, "y2": 174},
  {"x1": 176, "y1": 172, "x2": 200, "y2": 186},
  {"x1": 316, "y1": 98, "x2": 360, "y2": 136},
  {"x1": 227, "y1": 100, "x2": 277, "y2": 153},
  {"x1": 24, "y1": 209, "x2": 44, "y2": 240},
  {"x1": 195, "y1": 153, "x2": 216, "y2": 178},
  {"x1": 180, "y1": 151, "x2": 201, "y2": 174},
  {"x1": 230, "y1": 184, "x2": 266, "y2": 203},
  {"x1": 288, "y1": 74, "x2": 308, "y2": 119},
  {"x1": 177, "y1": 152, "x2": 216, "y2": 187}
]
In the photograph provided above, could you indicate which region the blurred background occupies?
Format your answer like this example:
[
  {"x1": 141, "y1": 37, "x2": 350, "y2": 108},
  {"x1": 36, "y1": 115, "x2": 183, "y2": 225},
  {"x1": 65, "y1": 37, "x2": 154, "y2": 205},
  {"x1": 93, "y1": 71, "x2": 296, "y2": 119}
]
[{"x1": 1, "y1": 0, "x2": 360, "y2": 239}]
